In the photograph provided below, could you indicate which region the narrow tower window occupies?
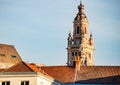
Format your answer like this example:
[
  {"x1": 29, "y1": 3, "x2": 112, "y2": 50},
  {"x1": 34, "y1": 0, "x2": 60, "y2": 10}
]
[
  {"x1": 84, "y1": 57, "x2": 87, "y2": 65},
  {"x1": 75, "y1": 52, "x2": 78, "y2": 56},
  {"x1": 77, "y1": 26, "x2": 80, "y2": 34},
  {"x1": 72, "y1": 52, "x2": 74, "y2": 56}
]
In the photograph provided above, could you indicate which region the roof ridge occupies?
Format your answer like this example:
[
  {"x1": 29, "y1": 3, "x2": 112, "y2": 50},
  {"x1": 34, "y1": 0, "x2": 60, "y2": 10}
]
[
  {"x1": 83, "y1": 66, "x2": 120, "y2": 67},
  {"x1": 4, "y1": 61, "x2": 36, "y2": 72},
  {"x1": 0, "y1": 43, "x2": 14, "y2": 46},
  {"x1": 23, "y1": 61, "x2": 37, "y2": 72},
  {"x1": 25, "y1": 62, "x2": 56, "y2": 79},
  {"x1": 41, "y1": 65, "x2": 67, "y2": 67}
]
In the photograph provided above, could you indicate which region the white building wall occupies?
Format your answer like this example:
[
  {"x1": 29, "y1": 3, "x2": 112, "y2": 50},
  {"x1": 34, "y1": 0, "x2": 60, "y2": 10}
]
[
  {"x1": 37, "y1": 77, "x2": 52, "y2": 85},
  {"x1": 0, "y1": 73, "x2": 37, "y2": 85},
  {"x1": 36, "y1": 75, "x2": 60, "y2": 85},
  {"x1": 0, "y1": 72, "x2": 61, "y2": 85}
]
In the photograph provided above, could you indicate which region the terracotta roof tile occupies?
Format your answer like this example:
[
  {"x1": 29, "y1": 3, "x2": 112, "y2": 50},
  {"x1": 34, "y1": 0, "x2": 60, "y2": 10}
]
[
  {"x1": 76, "y1": 66, "x2": 120, "y2": 84},
  {"x1": 41, "y1": 66, "x2": 75, "y2": 83},
  {"x1": 3, "y1": 62, "x2": 53, "y2": 79},
  {"x1": 76, "y1": 66, "x2": 120, "y2": 81},
  {"x1": 4, "y1": 62, "x2": 33, "y2": 72},
  {"x1": 25, "y1": 63, "x2": 40, "y2": 72},
  {"x1": 4, "y1": 62, "x2": 44, "y2": 73},
  {"x1": 41, "y1": 65, "x2": 120, "y2": 84}
]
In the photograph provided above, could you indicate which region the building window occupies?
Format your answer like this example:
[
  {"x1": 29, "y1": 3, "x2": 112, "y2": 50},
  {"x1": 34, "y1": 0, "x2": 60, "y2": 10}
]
[
  {"x1": 0, "y1": 54, "x2": 5, "y2": 57},
  {"x1": 21, "y1": 81, "x2": 29, "y2": 85},
  {"x1": 11, "y1": 55, "x2": 16, "y2": 58},
  {"x1": 84, "y1": 57, "x2": 87, "y2": 65},
  {"x1": 75, "y1": 52, "x2": 78, "y2": 56},
  {"x1": 77, "y1": 26, "x2": 80, "y2": 34},
  {"x1": 2, "y1": 81, "x2": 10, "y2": 85},
  {"x1": 72, "y1": 52, "x2": 74, "y2": 56}
]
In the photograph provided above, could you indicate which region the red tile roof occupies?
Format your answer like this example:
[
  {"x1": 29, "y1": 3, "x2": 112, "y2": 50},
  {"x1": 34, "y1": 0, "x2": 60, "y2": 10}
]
[
  {"x1": 76, "y1": 66, "x2": 120, "y2": 80},
  {"x1": 41, "y1": 66, "x2": 75, "y2": 83},
  {"x1": 41, "y1": 65, "x2": 120, "y2": 84},
  {"x1": 4, "y1": 62, "x2": 33, "y2": 72},
  {"x1": 4, "y1": 62, "x2": 52, "y2": 78},
  {"x1": 2, "y1": 60, "x2": 120, "y2": 84}
]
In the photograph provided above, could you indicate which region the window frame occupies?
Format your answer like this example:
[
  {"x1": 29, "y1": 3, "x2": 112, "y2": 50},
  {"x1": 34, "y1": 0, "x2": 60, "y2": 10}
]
[
  {"x1": 20, "y1": 81, "x2": 29, "y2": 85},
  {"x1": 2, "y1": 81, "x2": 10, "y2": 85}
]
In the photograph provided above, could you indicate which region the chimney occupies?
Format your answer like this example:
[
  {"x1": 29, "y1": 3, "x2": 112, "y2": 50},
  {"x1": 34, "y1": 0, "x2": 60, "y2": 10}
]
[{"x1": 73, "y1": 56, "x2": 81, "y2": 71}]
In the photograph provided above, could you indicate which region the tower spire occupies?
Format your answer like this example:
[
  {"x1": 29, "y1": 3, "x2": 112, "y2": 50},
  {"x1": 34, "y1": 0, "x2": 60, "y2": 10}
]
[
  {"x1": 80, "y1": 0, "x2": 82, "y2": 5},
  {"x1": 78, "y1": 0, "x2": 85, "y2": 15},
  {"x1": 67, "y1": 1, "x2": 94, "y2": 66}
]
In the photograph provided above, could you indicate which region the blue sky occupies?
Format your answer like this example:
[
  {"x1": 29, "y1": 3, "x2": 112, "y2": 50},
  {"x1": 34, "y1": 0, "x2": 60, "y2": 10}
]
[{"x1": 0, "y1": 0, "x2": 120, "y2": 66}]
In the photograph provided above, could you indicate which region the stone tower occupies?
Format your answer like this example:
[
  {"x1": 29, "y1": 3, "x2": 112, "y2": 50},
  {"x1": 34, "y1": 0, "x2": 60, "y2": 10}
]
[{"x1": 67, "y1": 1, "x2": 94, "y2": 66}]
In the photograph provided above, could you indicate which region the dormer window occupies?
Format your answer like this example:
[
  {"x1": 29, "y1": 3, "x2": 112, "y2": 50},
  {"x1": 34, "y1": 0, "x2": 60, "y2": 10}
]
[
  {"x1": 0, "y1": 54, "x2": 5, "y2": 57},
  {"x1": 11, "y1": 55, "x2": 16, "y2": 58}
]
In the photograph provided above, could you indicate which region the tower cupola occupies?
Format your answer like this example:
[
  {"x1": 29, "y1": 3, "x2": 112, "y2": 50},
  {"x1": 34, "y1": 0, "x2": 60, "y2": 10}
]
[{"x1": 67, "y1": 1, "x2": 94, "y2": 66}]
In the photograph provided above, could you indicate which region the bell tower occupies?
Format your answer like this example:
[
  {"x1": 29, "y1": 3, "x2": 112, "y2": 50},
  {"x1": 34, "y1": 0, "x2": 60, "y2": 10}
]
[{"x1": 67, "y1": 1, "x2": 94, "y2": 66}]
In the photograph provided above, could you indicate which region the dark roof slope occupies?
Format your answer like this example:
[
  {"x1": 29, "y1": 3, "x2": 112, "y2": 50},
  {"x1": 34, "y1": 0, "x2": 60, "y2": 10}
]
[
  {"x1": 76, "y1": 66, "x2": 120, "y2": 84},
  {"x1": 41, "y1": 66, "x2": 75, "y2": 83},
  {"x1": 0, "y1": 44, "x2": 22, "y2": 64},
  {"x1": 41, "y1": 66, "x2": 120, "y2": 84}
]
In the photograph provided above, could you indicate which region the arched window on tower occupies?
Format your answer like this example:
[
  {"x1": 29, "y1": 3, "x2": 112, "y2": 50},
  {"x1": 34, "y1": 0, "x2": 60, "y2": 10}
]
[
  {"x1": 75, "y1": 52, "x2": 78, "y2": 56},
  {"x1": 72, "y1": 52, "x2": 74, "y2": 56},
  {"x1": 84, "y1": 57, "x2": 87, "y2": 65},
  {"x1": 77, "y1": 26, "x2": 80, "y2": 34}
]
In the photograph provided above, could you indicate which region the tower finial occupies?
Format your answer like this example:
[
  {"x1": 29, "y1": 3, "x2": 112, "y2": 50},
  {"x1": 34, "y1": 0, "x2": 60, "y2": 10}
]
[
  {"x1": 78, "y1": 0, "x2": 84, "y2": 13},
  {"x1": 80, "y1": 0, "x2": 83, "y2": 5},
  {"x1": 80, "y1": 0, "x2": 82, "y2": 4}
]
